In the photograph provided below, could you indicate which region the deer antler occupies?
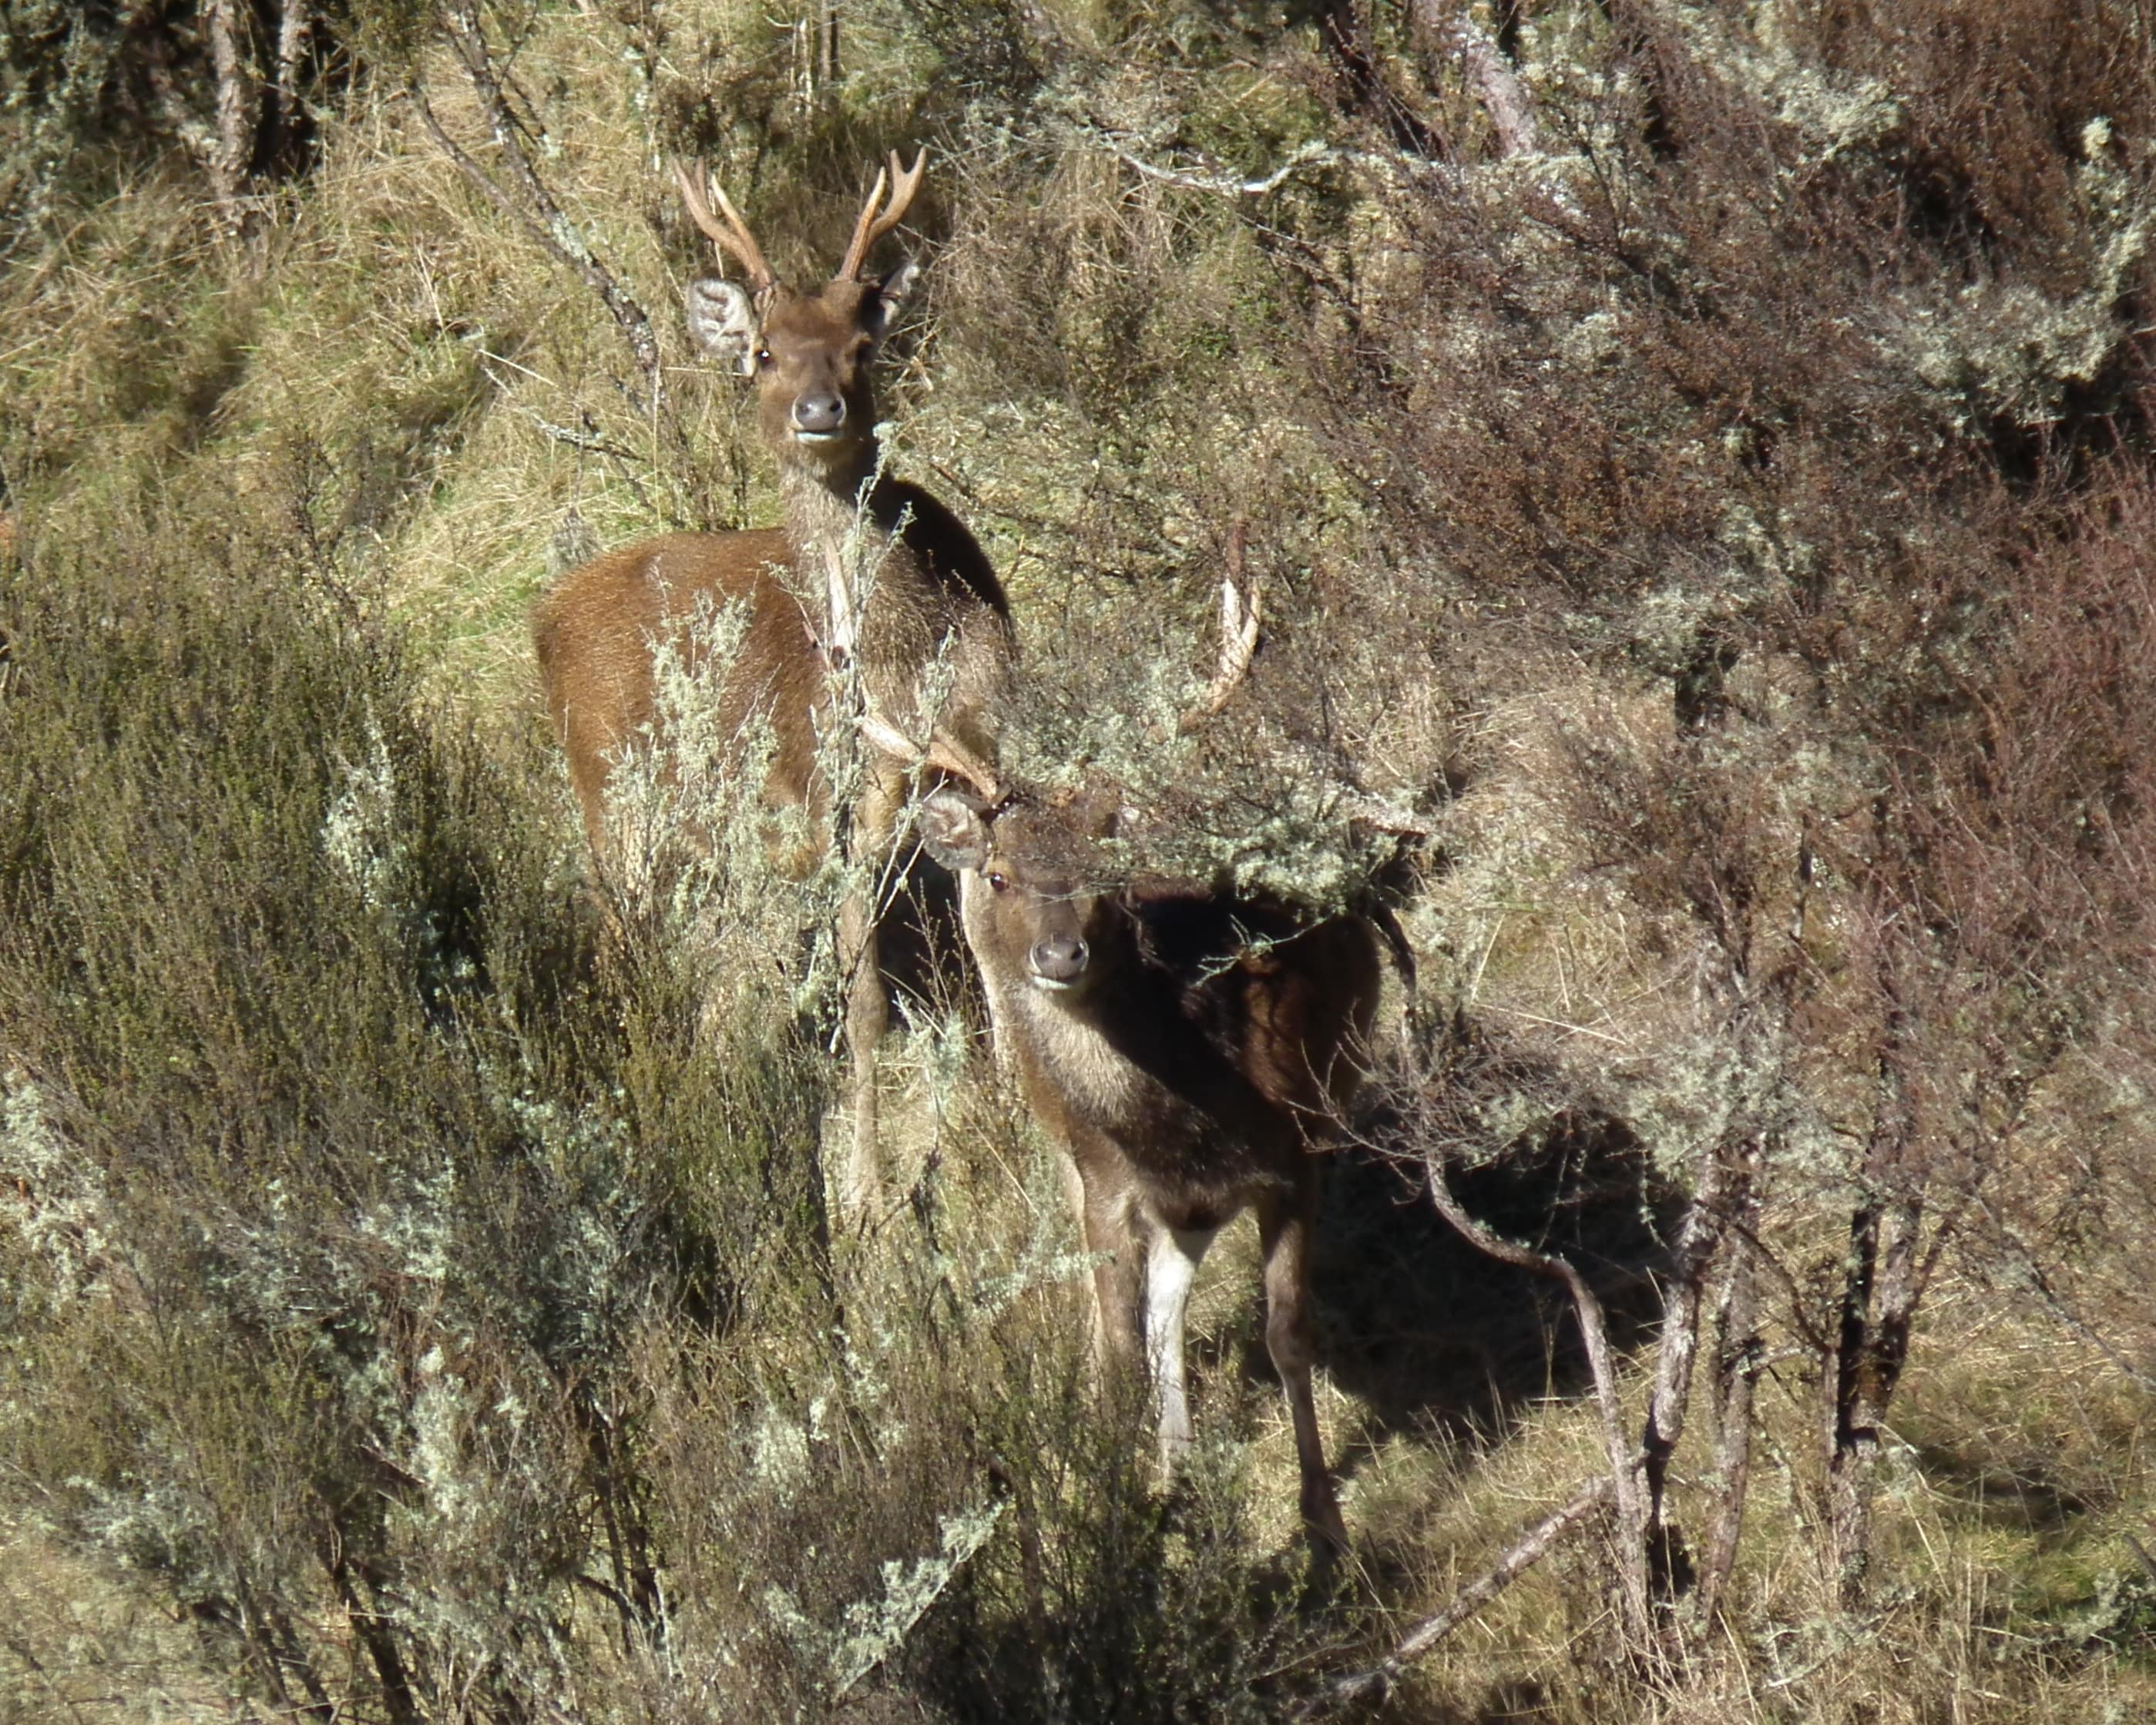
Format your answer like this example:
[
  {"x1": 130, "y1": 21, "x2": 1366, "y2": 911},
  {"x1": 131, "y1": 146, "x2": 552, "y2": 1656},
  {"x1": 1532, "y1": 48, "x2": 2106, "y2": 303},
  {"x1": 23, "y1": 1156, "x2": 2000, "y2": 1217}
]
[
  {"x1": 838, "y1": 149, "x2": 927, "y2": 280},
  {"x1": 1180, "y1": 516, "x2": 1261, "y2": 732},
  {"x1": 674, "y1": 159, "x2": 777, "y2": 295},
  {"x1": 859, "y1": 710, "x2": 1003, "y2": 806}
]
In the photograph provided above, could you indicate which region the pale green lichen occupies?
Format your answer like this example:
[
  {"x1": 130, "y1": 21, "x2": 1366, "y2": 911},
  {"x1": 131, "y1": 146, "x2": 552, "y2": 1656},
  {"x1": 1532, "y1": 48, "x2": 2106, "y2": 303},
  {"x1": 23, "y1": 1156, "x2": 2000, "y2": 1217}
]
[
  {"x1": 0, "y1": 1072, "x2": 113, "y2": 1304},
  {"x1": 1714, "y1": 1, "x2": 1903, "y2": 160},
  {"x1": 828, "y1": 1498, "x2": 1006, "y2": 1696},
  {"x1": 1896, "y1": 127, "x2": 2151, "y2": 429}
]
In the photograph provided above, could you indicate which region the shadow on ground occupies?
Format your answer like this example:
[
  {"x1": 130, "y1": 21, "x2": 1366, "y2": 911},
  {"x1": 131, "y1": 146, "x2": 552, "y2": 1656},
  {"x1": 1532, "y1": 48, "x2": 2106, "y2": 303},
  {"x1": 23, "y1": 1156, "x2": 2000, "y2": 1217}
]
[{"x1": 1309, "y1": 1112, "x2": 1679, "y2": 1453}]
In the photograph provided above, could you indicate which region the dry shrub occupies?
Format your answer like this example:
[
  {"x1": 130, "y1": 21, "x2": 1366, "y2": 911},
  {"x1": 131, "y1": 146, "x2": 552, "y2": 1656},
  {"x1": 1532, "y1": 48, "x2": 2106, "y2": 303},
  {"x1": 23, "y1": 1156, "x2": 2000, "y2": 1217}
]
[
  {"x1": 0, "y1": 444, "x2": 1355, "y2": 1720},
  {"x1": 8, "y1": 1, "x2": 2156, "y2": 1720}
]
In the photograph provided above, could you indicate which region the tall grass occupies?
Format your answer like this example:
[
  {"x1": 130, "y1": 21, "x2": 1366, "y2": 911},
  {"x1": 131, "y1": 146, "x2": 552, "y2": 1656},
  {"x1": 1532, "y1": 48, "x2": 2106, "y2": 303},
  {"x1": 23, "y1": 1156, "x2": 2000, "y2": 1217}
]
[{"x1": 4, "y1": 2, "x2": 2156, "y2": 1720}]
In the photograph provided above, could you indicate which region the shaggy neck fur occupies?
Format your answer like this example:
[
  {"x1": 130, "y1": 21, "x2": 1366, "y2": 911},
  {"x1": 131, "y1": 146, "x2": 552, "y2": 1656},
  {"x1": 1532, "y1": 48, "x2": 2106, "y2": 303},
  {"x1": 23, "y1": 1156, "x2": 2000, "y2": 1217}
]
[{"x1": 778, "y1": 451, "x2": 906, "y2": 668}]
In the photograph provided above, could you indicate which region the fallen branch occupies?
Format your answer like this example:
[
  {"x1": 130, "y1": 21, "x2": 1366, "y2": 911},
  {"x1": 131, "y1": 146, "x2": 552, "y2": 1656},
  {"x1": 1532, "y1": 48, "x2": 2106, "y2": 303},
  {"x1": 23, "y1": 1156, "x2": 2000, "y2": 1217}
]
[{"x1": 1314, "y1": 1476, "x2": 1616, "y2": 1711}]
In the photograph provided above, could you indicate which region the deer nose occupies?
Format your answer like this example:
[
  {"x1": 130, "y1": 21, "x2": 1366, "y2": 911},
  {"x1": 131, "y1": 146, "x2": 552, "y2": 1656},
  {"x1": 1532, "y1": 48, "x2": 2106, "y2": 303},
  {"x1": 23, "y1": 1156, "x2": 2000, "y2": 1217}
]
[
  {"x1": 791, "y1": 392, "x2": 845, "y2": 436},
  {"x1": 1029, "y1": 935, "x2": 1088, "y2": 987}
]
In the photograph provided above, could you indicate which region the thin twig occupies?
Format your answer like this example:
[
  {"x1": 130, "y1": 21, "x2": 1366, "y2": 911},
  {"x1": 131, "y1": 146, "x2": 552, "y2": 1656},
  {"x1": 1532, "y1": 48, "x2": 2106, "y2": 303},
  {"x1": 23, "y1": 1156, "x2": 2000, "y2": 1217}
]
[
  {"x1": 1424, "y1": 1156, "x2": 1653, "y2": 1638},
  {"x1": 1314, "y1": 1478, "x2": 1616, "y2": 1711},
  {"x1": 511, "y1": 408, "x2": 646, "y2": 462},
  {"x1": 414, "y1": 5, "x2": 660, "y2": 384},
  {"x1": 1475, "y1": 1002, "x2": 1633, "y2": 1046}
]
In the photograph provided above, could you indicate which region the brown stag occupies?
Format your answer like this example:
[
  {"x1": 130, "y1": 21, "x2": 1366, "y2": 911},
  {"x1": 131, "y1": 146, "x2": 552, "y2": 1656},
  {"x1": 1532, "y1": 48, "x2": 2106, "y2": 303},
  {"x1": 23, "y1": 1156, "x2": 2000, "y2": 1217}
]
[
  {"x1": 915, "y1": 770, "x2": 1387, "y2": 1571},
  {"x1": 532, "y1": 151, "x2": 1013, "y2": 1210}
]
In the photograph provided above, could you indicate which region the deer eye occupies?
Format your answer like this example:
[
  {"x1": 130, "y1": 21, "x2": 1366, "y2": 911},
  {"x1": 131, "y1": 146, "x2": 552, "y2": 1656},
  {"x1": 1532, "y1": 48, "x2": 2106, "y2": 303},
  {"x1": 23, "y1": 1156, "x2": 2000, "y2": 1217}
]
[
  {"x1": 986, "y1": 871, "x2": 1009, "y2": 894},
  {"x1": 755, "y1": 347, "x2": 774, "y2": 370}
]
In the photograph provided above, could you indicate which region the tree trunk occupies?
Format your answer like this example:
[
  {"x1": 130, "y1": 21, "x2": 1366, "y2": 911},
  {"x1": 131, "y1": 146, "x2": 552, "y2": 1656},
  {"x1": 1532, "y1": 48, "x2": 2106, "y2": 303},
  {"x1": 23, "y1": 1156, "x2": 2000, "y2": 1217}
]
[
  {"x1": 1825, "y1": 962, "x2": 1923, "y2": 1606},
  {"x1": 207, "y1": 0, "x2": 259, "y2": 229},
  {"x1": 1696, "y1": 1201, "x2": 1761, "y2": 1626}
]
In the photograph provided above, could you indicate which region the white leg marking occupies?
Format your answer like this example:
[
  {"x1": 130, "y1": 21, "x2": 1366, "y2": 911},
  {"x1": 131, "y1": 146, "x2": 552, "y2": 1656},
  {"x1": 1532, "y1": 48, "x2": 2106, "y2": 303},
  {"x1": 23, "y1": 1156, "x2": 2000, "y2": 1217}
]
[{"x1": 1146, "y1": 1224, "x2": 1217, "y2": 1470}]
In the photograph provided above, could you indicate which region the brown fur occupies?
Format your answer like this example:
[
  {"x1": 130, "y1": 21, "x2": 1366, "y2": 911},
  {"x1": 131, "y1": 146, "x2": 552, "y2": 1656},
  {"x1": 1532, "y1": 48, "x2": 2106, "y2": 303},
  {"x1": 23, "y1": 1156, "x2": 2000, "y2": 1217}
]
[
  {"x1": 917, "y1": 789, "x2": 1382, "y2": 1570},
  {"x1": 532, "y1": 179, "x2": 1014, "y2": 1209}
]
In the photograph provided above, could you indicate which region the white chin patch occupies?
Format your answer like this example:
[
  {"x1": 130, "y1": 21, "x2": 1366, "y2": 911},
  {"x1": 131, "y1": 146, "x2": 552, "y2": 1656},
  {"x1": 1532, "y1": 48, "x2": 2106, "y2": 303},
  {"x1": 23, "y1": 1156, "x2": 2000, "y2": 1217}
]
[
  {"x1": 1029, "y1": 973, "x2": 1076, "y2": 994},
  {"x1": 792, "y1": 429, "x2": 841, "y2": 445}
]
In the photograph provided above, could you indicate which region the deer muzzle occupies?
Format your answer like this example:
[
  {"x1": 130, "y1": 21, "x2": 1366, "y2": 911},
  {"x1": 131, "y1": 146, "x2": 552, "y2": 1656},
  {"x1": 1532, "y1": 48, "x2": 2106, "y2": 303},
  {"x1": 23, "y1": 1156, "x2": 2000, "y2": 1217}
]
[
  {"x1": 791, "y1": 391, "x2": 846, "y2": 442},
  {"x1": 1028, "y1": 934, "x2": 1089, "y2": 992}
]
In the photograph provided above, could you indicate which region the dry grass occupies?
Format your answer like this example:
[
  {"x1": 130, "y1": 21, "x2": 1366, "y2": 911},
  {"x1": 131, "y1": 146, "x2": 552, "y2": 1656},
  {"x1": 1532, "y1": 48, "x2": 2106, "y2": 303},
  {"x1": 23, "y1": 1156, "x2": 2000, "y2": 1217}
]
[{"x1": 4, "y1": 2, "x2": 2156, "y2": 1720}]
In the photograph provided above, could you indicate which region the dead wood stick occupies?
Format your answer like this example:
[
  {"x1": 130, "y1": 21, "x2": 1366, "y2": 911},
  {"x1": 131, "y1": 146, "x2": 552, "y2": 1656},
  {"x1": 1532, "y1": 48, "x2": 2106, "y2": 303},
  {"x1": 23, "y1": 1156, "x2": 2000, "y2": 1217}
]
[
  {"x1": 1424, "y1": 1155, "x2": 1652, "y2": 1638},
  {"x1": 1315, "y1": 1477, "x2": 1616, "y2": 1710}
]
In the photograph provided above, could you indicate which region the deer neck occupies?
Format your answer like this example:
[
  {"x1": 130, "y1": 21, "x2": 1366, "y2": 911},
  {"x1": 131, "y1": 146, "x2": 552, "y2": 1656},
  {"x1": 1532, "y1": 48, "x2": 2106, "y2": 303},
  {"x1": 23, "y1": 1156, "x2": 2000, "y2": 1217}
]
[{"x1": 778, "y1": 454, "x2": 908, "y2": 666}]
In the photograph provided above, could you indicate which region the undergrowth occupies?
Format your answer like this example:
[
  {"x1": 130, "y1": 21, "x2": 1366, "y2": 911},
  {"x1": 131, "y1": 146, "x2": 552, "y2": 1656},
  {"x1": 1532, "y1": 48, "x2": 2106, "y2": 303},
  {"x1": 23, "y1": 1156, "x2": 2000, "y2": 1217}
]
[{"x1": 4, "y1": 2, "x2": 2156, "y2": 1721}]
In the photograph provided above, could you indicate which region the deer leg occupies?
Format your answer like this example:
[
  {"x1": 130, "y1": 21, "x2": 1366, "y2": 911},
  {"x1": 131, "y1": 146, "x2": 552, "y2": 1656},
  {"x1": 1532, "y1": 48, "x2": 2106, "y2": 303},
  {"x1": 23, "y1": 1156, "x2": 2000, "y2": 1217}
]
[
  {"x1": 838, "y1": 769, "x2": 901, "y2": 1213},
  {"x1": 1257, "y1": 1178, "x2": 1348, "y2": 1567},
  {"x1": 1073, "y1": 1157, "x2": 1144, "y2": 1371},
  {"x1": 1145, "y1": 1220, "x2": 1218, "y2": 1473}
]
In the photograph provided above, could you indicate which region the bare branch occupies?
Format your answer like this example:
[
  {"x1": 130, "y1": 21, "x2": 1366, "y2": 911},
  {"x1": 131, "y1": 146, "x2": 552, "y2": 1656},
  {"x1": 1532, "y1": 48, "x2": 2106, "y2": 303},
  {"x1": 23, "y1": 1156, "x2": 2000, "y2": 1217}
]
[
  {"x1": 421, "y1": 5, "x2": 661, "y2": 381},
  {"x1": 1424, "y1": 1156, "x2": 1653, "y2": 1639},
  {"x1": 506, "y1": 407, "x2": 645, "y2": 463},
  {"x1": 1112, "y1": 137, "x2": 1352, "y2": 198},
  {"x1": 1316, "y1": 1477, "x2": 1617, "y2": 1710}
]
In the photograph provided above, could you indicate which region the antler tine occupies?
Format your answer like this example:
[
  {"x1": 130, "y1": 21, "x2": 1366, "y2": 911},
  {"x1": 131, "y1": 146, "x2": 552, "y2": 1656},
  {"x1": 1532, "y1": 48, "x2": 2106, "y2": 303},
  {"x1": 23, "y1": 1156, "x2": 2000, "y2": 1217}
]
[
  {"x1": 921, "y1": 732, "x2": 1003, "y2": 807},
  {"x1": 859, "y1": 710, "x2": 1002, "y2": 805},
  {"x1": 838, "y1": 147, "x2": 928, "y2": 280},
  {"x1": 673, "y1": 158, "x2": 776, "y2": 294},
  {"x1": 836, "y1": 163, "x2": 891, "y2": 283},
  {"x1": 1180, "y1": 517, "x2": 1261, "y2": 732},
  {"x1": 880, "y1": 146, "x2": 928, "y2": 236}
]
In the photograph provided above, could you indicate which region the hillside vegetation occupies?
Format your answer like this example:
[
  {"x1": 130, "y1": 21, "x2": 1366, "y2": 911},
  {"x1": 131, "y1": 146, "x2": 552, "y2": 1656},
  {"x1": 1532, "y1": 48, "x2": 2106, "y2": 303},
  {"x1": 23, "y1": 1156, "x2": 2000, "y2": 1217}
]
[{"x1": 4, "y1": 3, "x2": 2156, "y2": 1720}]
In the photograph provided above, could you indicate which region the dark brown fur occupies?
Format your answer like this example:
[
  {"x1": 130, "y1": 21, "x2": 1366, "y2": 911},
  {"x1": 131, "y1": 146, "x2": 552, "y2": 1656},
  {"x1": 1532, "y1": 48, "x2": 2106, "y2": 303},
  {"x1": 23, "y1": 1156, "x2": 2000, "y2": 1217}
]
[{"x1": 918, "y1": 789, "x2": 1382, "y2": 1569}]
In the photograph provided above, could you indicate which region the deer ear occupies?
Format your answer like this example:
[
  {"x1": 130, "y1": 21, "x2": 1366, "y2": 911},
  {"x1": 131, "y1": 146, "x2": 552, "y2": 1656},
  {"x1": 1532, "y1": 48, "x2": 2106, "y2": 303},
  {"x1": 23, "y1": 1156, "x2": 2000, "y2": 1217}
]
[
  {"x1": 687, "y1": 277, "x2": 758, "y2": 376},
  {"x1": 864, "y1": 259, "x2": 920, "y2": 344},
  {"x1": 915, "y1": 788, "x2": 989, "y2": 873}
]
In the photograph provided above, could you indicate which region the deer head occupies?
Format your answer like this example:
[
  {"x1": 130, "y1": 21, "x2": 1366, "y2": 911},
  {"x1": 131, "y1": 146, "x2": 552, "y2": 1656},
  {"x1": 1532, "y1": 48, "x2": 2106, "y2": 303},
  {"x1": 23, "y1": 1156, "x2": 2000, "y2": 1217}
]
[
  {"x1": 676, "y1": 151, "x2": 927, "y2": 481},
  {"x1": 915, "y1": 789, "x2": 1134, "y2": 998}
]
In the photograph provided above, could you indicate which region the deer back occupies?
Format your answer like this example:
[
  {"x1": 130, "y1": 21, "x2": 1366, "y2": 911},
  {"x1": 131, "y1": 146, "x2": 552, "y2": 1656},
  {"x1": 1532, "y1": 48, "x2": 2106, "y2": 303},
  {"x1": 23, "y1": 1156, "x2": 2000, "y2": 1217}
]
[{"x1": 532, "y1": 529, "x2": 817, "y2": 857}]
